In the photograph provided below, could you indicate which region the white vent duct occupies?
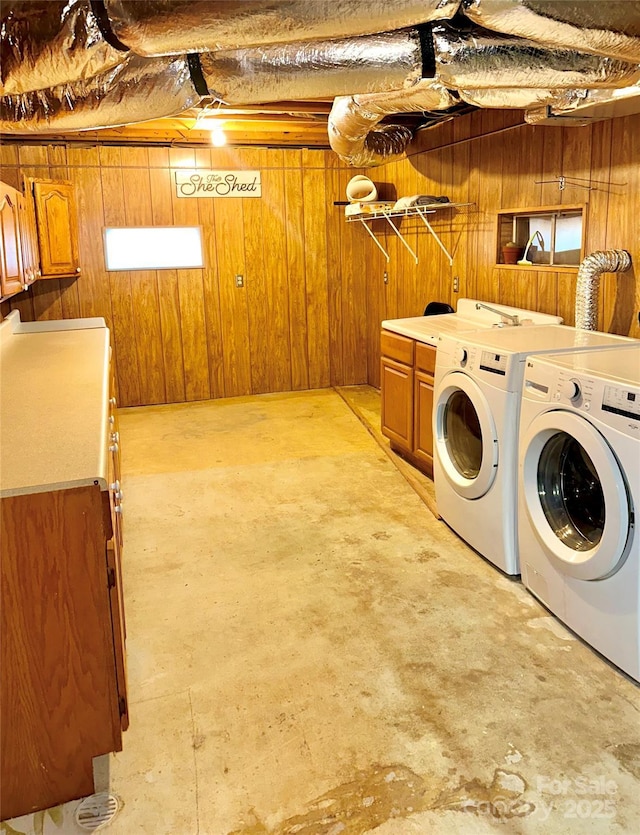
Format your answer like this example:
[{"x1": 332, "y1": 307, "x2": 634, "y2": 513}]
[
  {"x1": 0, "y1": 0, "x2": 127, "y2": 96},
  {"x1": 0, "y1": 55, "x2": 199, "y2": 133},
  {"x1": 575, "y1": 250, "x2": 632, "y2": 330},
  {"x1": 463, "y1": 0, "x2": 640, "y2": 62},
  {"x1": 102, "y1": 0, "x2": 462, "y2": 56},
  {"x1": 199, "y1": 28, "x2": 424, "y2": 106},
  {"x1": 328, "y1": 81, "x2": 456, "y2": 167}
]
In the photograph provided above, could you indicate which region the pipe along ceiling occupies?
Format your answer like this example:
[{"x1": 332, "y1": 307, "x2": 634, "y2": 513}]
[{"x1": 1, "y1": 1, "x2": 639, "y2": 164}]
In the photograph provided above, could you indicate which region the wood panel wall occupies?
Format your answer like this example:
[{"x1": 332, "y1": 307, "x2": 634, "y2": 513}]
[
  {"x1": 363, "y1": 110, "x2": 640, "y2": 387},
  {"x1": 0, "y1": 145, "x2": 368, "y2": 406},
  {"x1": 2, "y1": 109, "x2": 638, "y2": 403}
]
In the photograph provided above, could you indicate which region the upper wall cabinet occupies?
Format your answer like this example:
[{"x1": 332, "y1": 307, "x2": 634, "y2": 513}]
[
  {"x1": 0, "y1": 182, "x2": 25, "y2": 298},
  {"x1": 29, "y1": 178, "x2": 80, "y2": 278}
]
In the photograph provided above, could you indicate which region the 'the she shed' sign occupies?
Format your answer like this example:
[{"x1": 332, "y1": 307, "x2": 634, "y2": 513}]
[{"x1": 175, "y1": 170, "x2": 261, "y2": 198}]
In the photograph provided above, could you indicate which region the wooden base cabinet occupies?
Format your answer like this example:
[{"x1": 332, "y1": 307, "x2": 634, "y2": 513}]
[
  {"x1": 381, "y1": 330, "x2": 437, "y2": 478},
  {"x1": 0, "y1": 313, "x2": 127, "y2": 821}
]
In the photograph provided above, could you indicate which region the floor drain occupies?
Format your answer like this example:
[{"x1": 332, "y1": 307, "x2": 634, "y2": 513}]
[{"x1": 75, "y1": 793, "x2": 120, "y2": 830}]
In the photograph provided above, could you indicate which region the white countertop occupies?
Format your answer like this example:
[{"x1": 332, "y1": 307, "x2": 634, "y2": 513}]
[
  {"x1": 0, "y1": 312, "x2": 111, "y2": 497},
  {"x1": 382, "y1": 299, "x2": 563, "y2": 346}
]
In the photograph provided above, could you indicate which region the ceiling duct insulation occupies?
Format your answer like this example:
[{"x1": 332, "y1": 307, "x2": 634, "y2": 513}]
[
  {"x1": 198, "y1": 28, "x2": 425, "y2": 106},
  {"x1": 0, "y1": 0, "x2": 127, "y2": 96},
  {"x1": 462, "y1": 0, "x2": 640, "y2": 63},
  {"x1": 328, "y1": 81, "x2": 457, "y2": 167},
  {"x1": 0, "y1": 54, "x2": 200, "y2": 133},
  {"x1": 525, "y1": 83, "x2": 640, "y2": 125},
  {"x1": 459, "y1": 86, "x2": 563, "y2": 108},
  {"x1": 101, "y1": 0, "x2": 462, "y2": 56},
  {"x1": 432, "y1": 23, "x2": 640, "y2": 90}
]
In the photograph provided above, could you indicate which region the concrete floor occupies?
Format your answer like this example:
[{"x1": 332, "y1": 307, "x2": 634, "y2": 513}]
[{"x1": 4, "y1": 386, "x2": 640, "y2": 835}]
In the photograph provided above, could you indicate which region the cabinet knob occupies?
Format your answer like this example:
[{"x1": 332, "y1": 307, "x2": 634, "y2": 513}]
[
  {"x1": 75, "y1": 266, "x2": 81, "y2": 273},
  {"x1": 109, "y1": 442, "x2": 119, "y2": 453},
  {"x1": 110, "y1": 480, "x2": 120, "y2": 492},
  {"x1": 109, "y1": 415, "x2": 115, "y2": 425},
  {"x1": 114, "y1": 505, "x2": 123, "y2": 514},
  {"x1": 110, "y1": 396, "x2": 117, "y2": 407},
  {"x1": 110, "y1": 431, "x2": 120, "y2": 443}
]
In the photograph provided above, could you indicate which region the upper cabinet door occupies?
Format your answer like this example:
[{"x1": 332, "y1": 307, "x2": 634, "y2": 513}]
[
  {"x1": 33, "y1": 179, "x2": 80, "y2": 277},
  {"x1": 0, "y1": 183, "x2": 25, "y2": 298}
]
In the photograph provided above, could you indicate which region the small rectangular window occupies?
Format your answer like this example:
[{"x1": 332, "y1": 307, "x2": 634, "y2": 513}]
[{"x1": 104, "y1": 226, "x2": 204, "y2": 271}]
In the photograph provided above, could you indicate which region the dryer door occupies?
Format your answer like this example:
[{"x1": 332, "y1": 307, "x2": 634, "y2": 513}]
[
  {"x1": 434, "y1": 371, "x2": 498, "y2": 499},
  {"x1": 521, "y1": 410, "x2": 632, "y2": 580}
]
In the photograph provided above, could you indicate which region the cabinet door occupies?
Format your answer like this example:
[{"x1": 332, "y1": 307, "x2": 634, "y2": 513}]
[
  {"x1": 0, "y1": 185, "x2": 24, "y2": 298},
  {"x1": 381, "y1": 356, "x2": 413, "y2": 451},
  {"x1": 106, "y1": 539, "x2": 129, "y2": 732},
  {"x1": 414, "y1": 370, "x2": 435, "y2": 475},
  {"x1": 17, "y1": 182, "x2": 40, "y2": 288},
  {"x1": 32, "y1": 179, "x2": 80, "y2": 277}
]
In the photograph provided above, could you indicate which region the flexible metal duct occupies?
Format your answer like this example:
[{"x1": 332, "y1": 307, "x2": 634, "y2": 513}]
[
  {"x1": 432, "y1": 23, "x2": 640, "y2": 90},
  {"x1": 0, "y1": 0, "x2": 127, "y2": 96},
  {"x1": 103, "y1": 0, "x2": 462, "y2": 56},
  {"x1": 328, "y1": 81, "x2": 456, "y2": 167},
  {"x1": 0, "y1": 54, "x2": 200, "y2": 133},
  {"x1": 199, "y1": 28, "x2": 424, "y2": 105},
  {"x1": 575, "y1": 250, "x2": 632, "y2": 330},
  {"x1": 462, "y1": 0, "x2": 640, "y2": 63}
]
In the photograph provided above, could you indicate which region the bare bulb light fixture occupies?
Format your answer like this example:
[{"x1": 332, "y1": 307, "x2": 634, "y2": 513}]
[
  {"x1": 210, "y1": 125, "x2": 227, "y2": 147},
  {"x1": 518, "y1": 230, "x2": 545, "y2": 266}
]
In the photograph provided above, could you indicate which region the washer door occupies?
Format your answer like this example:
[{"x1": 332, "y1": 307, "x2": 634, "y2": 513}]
[
  {"x1": 522, "y1": 410, "x2": 631, "y2": 580},
  {"x1": 434, "y1": 372, "x2": 498, "y2": 499}
]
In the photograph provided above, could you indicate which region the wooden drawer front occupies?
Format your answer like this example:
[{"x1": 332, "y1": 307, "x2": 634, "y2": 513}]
[
  {"x1": 415, "y1": 342, "x2": 436, "y2": 376},
  {"x1": 381, "y1": 330, "x2": 414, "y2": 365}
]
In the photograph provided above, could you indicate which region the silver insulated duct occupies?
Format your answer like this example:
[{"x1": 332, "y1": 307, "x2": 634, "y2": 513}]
[
  {"x1": 432, "y1": 23, "x2": 640, "y2": 90},
  {"x1": 199, "y1": 28, "x2": 424, "y2": 106},
  {"x1": 462, "y1": 0, "x2": 640, "y2": 63},
  {"x1": 0, "y1": 55, "x2": 200, "y2": 133},
  {"x1": 328, "y1": 81, "x2": 456, "y2": 167},
  {"x1": 0, "y1": 0, "x2": 127, "y2": 96},
  {"x1": 575, "y1": 250, "x2": 632, "y2": 330},
  {"x1": 102, "y1": 0, "x2": 462, "y2": 56}
]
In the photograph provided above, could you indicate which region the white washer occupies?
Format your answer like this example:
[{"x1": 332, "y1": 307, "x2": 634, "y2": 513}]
[
  {"x1": 433, "y1": 325, "x2": 634, "y2": 575},
  {"x1": 518, "y1": 346, "x2": 640, "y2": 681}
]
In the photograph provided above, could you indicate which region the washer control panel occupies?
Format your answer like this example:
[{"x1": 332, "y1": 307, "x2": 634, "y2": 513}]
[{"x1": 602, "y1": 385, "x2": 640, "y2": 421}]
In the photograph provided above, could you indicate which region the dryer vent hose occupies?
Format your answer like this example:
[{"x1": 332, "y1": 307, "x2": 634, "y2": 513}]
[{"x1": 575, "y1": 249, "x2": 632, "y2": 330}]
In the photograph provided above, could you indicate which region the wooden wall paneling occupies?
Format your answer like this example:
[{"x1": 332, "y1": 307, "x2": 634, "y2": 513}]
[
  {"x1": 436, "y1": 143, "x2": 455, "y2": 308},
  {"x1": 192, "y1": 150, "x2": 225, "y2": 400},
  {"x1": 242, "y1": 149, "x2": 270, "y2": 393},
  {"x1": 0, "y1": 145, "x2": 20, "y2": 188},
  {"x1": 560, "y1": 124, "x2": 593, "y2": 207},
  {"x1": 606, "y1": 114, "x2": 640, "y2": 339},
  {"x1": 465, "y1": 123, "x2": 482, "y2": 302},
  {"x1": 586, "y1": 120, "x2": 613, "y2": 329},
  {"x1": 265, "y1": 152, "x2": 293, "y2": 391},
  {"x1": 148, "y1": 151, "x2": 187, "y2": 403},
  {"x1": 536, "y1": 271, "x2": 559, "y2": 316},
  {"x1": 302, "y1": 163, "x2": 330, "y2": 389},
  {"x1": 282, "y1": 149, "x2": 309, "y2": 391},
  {"x1": 248, "y1": 147, "x2": 292, "y2": 392},
  {"x1": 170, "y1": 150, "x2": 211, "y2": 402},
  {"x1": 539, "y1": 127, "x2": 564, "y2": 206},
  {"x1": 213, "y1": 195, "x2": 252, "y2": 396},
  {"x1": 121, "y1": 151, "x2": 167, "y2": 405},
  {"x1": 475, "y1": 132, "x2": 503, "y2": 303},
  {"x1": 450, "y1": 118, "x2": 472, "y2": 302},
  {"x1": 340, "y1": 165, "x2": 368, "y2": 385},
  {"x1": 97, "y1": 146, "x2": 140, "y2": 406},
  {"x1": 393, "y1": 158, "x2": 415, "y2": 316},
  {"x1": 325, "y1": 160, "x2": 345, "y2": 386}
]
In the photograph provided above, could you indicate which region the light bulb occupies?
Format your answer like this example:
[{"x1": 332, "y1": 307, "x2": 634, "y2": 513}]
[{"x1": 210, "y1": 126, "x2": 227, "y2": 147}]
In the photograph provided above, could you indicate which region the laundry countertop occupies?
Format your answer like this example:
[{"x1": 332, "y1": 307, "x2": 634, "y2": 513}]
[{"x1": 0, "y1": 313, "x2": 111, "y2": 498}]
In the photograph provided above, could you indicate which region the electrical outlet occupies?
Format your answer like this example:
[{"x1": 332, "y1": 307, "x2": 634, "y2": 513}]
[
  {"x1": 453, "y1": 275, "x2": 459, "y2": 293},
  {"x1": 383, "y1": 271, "x2": 389, "y2": 285},
  {"x1": 235, "y1": 274, "x2": 244, "y2": 288}
]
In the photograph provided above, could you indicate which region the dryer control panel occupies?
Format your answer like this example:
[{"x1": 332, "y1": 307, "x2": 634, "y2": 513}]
[{"x1": 602, "y1": 386, "x2": 640, "y2": 421}]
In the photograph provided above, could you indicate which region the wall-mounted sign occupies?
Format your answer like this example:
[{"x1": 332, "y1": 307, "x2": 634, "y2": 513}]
[{"x1": 175, "y1": 170, "x2": 261, "y2": 198}]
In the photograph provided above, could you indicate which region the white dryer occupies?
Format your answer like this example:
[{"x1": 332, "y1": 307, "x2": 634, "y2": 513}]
[
  {"x1": 433, "y1": 326, "x2": 633, "y2": 575},
  {"x1": 518, "y1": 345, "x2": 640, "y2": 681}
]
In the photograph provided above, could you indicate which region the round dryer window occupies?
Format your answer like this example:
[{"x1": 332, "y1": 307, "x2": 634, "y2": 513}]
[
  {"x1": 434, "y1": 372, "x2": 498, "y2": 499},
  {"x1": 522, "y1": 410, "x2": 632, "y2": 580}
]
